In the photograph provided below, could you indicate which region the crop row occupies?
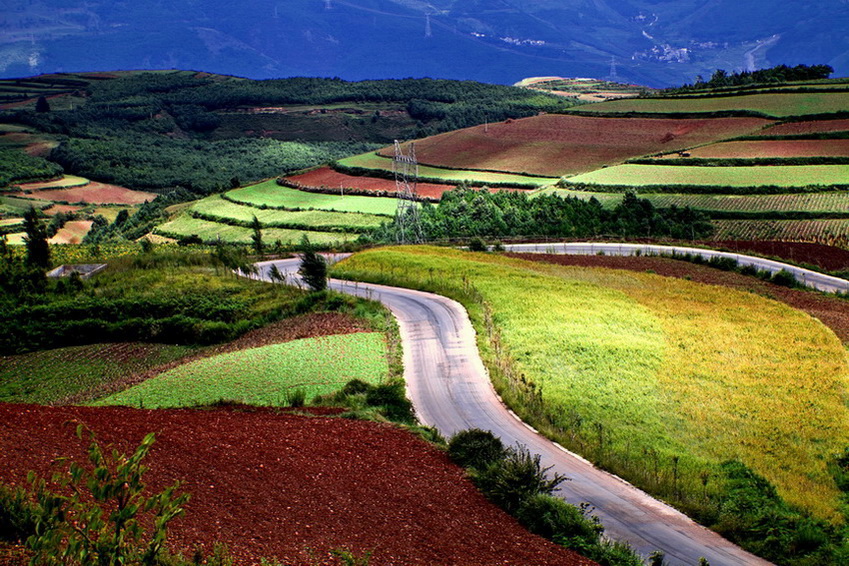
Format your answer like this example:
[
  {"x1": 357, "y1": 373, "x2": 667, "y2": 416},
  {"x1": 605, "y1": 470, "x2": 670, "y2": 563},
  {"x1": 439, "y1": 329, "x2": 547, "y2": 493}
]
[
  {"x1": 155, "y1": 215, "x2": 359, "y2": 245},
  {"x1": 225, "y1": 179, "x2": 399, "y2": 216},
  {"x1": 712, "y1": 219, "x2": 849, "y2": 244}
]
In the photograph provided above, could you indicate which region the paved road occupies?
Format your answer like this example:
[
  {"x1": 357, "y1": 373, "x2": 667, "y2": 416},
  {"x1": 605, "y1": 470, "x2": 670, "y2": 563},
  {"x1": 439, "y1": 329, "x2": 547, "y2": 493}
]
[
  {"x1": 253, "y1": 254, "x2": 774, "y2": 565},
  {"x1": 503, "y1": 242, "x2": 849, "y2": 294}
]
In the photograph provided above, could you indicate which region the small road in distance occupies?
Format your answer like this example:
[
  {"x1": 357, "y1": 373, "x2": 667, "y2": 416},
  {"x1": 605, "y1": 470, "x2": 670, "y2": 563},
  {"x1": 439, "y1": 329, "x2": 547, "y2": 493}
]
[{"x1": 254, "y1": 246, "x2": 793, "y2": 565}]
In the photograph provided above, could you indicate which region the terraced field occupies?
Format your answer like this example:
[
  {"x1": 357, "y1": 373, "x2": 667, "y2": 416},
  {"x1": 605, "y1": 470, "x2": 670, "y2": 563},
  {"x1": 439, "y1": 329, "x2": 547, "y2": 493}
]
[
  {"x1": 337, "y1": 153, "x2": 555, "y2": 187},
  {"x1": 226, "y1": 179, "x2": 399, "y2": 216},
  {"x1": 566, "y1": 163, "x2": 849, "y2": 188},
  {"x1": 96, "y1": 333, "x2": 389, "y2": 408},
  {"x1": 285, "y1": 166, "x2": 460, "y2": 200},
  {"x1": 755, "y1": 118, "x2": 849, "y2": 137},
  {"x1": 712, "y1": 219, "x2": 849, "y2": 242},
  {"x1": 655, "y1": 139, "x2": 849, "y2": 159},
  {"x1": 571, "y1": 91, "x2": 849, "y2": 118},
  {"x1": 190, "y1": 194, "x2": 386, "y2": 232},
  {"x1": 14, "y1": 181, "x2": 156, "y2": 205},
  {"x1": 380, "y1": 115, "x2": 771, "y2": 177},
  {"x1": 155, "y1": 215, "x2": 360, "y2": 245}
]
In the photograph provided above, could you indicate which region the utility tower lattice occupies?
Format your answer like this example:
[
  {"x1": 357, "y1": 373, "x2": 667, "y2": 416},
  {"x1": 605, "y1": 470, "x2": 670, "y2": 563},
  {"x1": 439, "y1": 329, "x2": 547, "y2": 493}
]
[
  {"x1": 425, "y1": 14, "x2": 432, "y2": 38},
  {"x1": 608, "y1": 56, "x2": 618, "y2": 80},
  {"x1": 393, "y1": 140, "x2": 424, "y2": 244}
]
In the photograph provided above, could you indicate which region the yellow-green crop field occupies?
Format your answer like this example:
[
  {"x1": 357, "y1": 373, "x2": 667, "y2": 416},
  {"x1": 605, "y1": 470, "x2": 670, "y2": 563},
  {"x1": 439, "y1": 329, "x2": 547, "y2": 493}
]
[
  {"x1": 332, "y1": 247, "x2": 849, "y2": 522},
  {"x1": 566, "y1": 163, "x2": 849, "y2": 187},
  {"x1": 572, "y1": 91, "x2": 849, "y2": 118},
  {"x1": 337, "y1": 153, "x2": 555, "y2": 187},
  {"x1": 95, "y1": 333, "x2": 388, "y2": 408}
]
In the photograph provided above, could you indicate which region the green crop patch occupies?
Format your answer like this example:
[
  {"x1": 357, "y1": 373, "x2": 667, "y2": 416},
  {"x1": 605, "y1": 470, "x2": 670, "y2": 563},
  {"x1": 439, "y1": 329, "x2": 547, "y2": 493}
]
[
  {"x1": 0, "y1": 342, "x2": 197, "y2": 404},
  {"x1": 566, "y1": 163, "x2": 849, "y2": 188},
  {"x1": 155, "y1": 214, "x2": 360, "y2": 245},
  {"x1": 226, "y1": 179, "x2": 399, "y2": 216},
  {"x1": 96, "y1": 332, "x2": 389, "y2": 408},
  {"x1": 332, "y1": 247, "x2": 849, "y2": 523}
]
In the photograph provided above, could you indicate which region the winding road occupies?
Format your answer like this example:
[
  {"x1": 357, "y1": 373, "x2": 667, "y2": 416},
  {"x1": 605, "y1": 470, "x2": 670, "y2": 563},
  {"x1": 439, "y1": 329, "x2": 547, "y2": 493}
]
[{"x1": 252, "y1": 242, "x2": 841, "y2": 565}]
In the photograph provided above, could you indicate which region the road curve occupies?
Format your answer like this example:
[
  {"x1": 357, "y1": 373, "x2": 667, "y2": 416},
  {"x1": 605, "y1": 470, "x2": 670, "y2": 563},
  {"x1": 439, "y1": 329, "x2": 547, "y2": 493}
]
[{"x1": 254, "y1": 254, "x2": 774, "y2": 565}]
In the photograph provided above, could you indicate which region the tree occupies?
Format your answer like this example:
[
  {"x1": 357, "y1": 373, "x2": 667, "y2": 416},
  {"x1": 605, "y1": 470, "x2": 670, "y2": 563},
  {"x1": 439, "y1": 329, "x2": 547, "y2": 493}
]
[
  {"x1": 250, "y1": 215, "x2": 264, "y2": 255},
  {"x1": 35, "y1": 96, "x2": 51, "y2": 113},
  {"x1": 298, "y1": 235, "x2": 327, "y2": 291},
  {"x1": 23, "y1": 206, "x2": 50, "y2": 270}
]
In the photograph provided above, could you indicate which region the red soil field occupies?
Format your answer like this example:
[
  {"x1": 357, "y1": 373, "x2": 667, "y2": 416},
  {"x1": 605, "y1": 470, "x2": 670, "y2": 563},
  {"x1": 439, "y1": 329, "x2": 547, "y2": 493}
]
[
  {"x1": 286, "y1": 167, "x2": 525, "y2": 200},
  {"x1": 674, "y1": 139, "x2": 849, "y2": 158},
  {"x1": 0, "y1": 404, "x2": 592, "y2": 566},
  {"x1": 756, "y1": 119, "x2": 849, "y2": 137},
  {"x1": 47, "y1": 220, "x2": 92, "y2": 244},
  {"x1": 508, "y1": 252, "x2": 849, "y2": 343},
  {"x1": 17, "y1": 183, "x2": 156, "y2": 205},
  {"x1": 43, "y1": 204, "x2": 83, "y2": 215},
  {"x1": 378, "y1": 114, "x2": 772, "y2": 177},
  {"x1": 707, "y1": 239, "x2": 849, "y2": 272}
]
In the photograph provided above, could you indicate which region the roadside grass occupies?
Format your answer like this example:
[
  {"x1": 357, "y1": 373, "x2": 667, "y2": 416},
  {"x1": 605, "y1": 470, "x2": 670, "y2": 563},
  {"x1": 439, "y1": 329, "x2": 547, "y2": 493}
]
[
  {"x1": 571, "y1": 91, "x2": 849, "y2": 118},
  {"x1": 189, "y1": 194, "x2": 386, "y2": 231},
  {"x1": 154, "y1": 214, "x2": 360, "y2": 245},
  {"x1": 0, "y1": 343, "x2": 198, "y2": 404},
  {"x1": 331, "y1": 246, "x2": 849, "y2": 523},
  {"x1": 94, "y1": 333, "x2": 389, "y2": 408},
  {"x1": 226, "y1": 179, "x2": 399, "y2": 216},
  {"x1": 337, "y1": 152, "x2": 555, "y2": 187},
  {"x1": 566, "y1": 163, "x2": 849, "y2": 188}
]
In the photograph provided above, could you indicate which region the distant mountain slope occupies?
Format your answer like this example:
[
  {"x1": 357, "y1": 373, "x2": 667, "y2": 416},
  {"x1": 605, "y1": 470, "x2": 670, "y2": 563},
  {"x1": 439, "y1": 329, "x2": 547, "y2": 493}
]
[{"x1": 1, "y1": 0, "x2": 847, "y2": 86}]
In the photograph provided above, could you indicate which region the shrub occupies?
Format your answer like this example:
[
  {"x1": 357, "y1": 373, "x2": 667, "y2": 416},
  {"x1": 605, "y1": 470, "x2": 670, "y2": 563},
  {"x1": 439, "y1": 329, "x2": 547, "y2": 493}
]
[
  {"x1": 474, "y1": 444, "x2": 567, "y2": 514},
  {"x1": 285, "y1": 388, "x2": 307, "y2": 408},
  {"x1": 364, "y1": 381, "x2": 415, "y2": 424},
  {"x1": 0, "y1": 483, "x2": 37, "y2": 543},
  {"x1": 447, "y1": 429, "x2": 505, "y2": 471},
  {"x1": 468, "y1": 237, "x2": 488, "y2": 252},
  {"x1": 298, "y1": 236, "x2": 328, "y2": 292},
  {"x1": 770, "y1": 269, "x2": 799, "y2": 288},
  {"x1": 516, "y1": 495, "x2": 601, "y2": 552}
]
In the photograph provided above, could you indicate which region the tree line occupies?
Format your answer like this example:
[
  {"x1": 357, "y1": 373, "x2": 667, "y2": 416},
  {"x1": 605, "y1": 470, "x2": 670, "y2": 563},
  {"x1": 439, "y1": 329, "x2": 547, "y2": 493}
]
[{"x1": 668, "y1": 64, "x2": 835, "y2": 93}]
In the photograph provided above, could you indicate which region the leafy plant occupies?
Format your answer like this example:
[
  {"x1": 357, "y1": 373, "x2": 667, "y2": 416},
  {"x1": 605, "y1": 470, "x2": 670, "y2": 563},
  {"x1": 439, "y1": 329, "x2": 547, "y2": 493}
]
[
  {"x1": 447, "y1": 429, "x2": 505, "y2": 471},
  {"x1": 25, "y1": 424, "x2": 189, "y2": 566},
  {"x1": 474, "y1": 444, "x2": 567, "y2": 514},
  {"x1": 298, "y1": 236, "x2": 327, "y2": 292}
]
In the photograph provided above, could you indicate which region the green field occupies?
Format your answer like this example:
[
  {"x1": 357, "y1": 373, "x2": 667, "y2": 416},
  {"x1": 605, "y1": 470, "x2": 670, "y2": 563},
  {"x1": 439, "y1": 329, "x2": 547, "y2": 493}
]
[
  {"x1": 573, "y1": 91, "x2": 849, "y2": 118},
  {"x1": 332, "y1": 247, "x2": 849, "y2": 523},
  {"x1": 0, "y1": 343, "x2": 197, "y2": 404},
  {"x1": 337, "y1": 152, "x2": 556, "y2": 187},
  {"x1": 96, "y1": 333, "x2": 388, "y2": 408},
  {"x1": 226, "y1": 179, "x2": 400, "y2": 216},
  {"x1": 155, "y1": 215, "x2": 360, "y2": 245},
  {"x1": 190, "y1": 194, "x2": 387, "y2": 232},
  {"x1": 539, "y1": 187, "x2": 849, "y2": 214},
  {"x1": 566, "y1": 164, "x2": 849, "y2": 188}
]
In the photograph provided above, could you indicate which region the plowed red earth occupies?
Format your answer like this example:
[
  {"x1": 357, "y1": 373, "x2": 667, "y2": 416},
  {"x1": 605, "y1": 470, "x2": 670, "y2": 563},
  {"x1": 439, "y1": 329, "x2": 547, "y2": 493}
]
[
  {"x1": 508, "y1": 252, "x2": 849, "y2": 343},
  {"x1": 0, "y1": 404, "x2": 592, "y2": 566},
  {"x1": 286, "y1": 167, "x2": 457, "y2": 199},
  {"x1": 666, "y1": 139, "x2": 849, "y2": 158},
  {"x1": 17, "y1": 183, "x2": 156, "y2": 205},
  {"x1": 756, "y1": 119, "x2": 849, "y2": 136},
  {"x1": 378, "y1": 115, "x2": 771, "y2": 177},
  {"x1": 707, "y1": 240, "x2": 849, "y2": 272}
]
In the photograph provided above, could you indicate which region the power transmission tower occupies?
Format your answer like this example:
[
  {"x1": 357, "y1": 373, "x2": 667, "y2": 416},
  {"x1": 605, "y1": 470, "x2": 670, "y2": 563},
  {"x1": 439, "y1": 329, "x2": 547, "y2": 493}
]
[
  {"x1": 609, "y1": 56, "x2": 618, "y2": 81},
  {"x1": 393, "y1": 140, "x2": 424, "y2": 244},
  {"x1": 425, "y1": 14, "x2": 432, "y2": 38}
]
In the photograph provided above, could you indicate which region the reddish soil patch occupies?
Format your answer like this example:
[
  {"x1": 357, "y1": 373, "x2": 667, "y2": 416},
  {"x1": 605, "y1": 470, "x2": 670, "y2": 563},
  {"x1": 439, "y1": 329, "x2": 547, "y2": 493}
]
[
  {"x1": 756, "y1": 119, "x2": 849, "y2": 137},
  {"x1": 508, "y1": 252, "x2": 849, "y2": 343},
  {"x1": 668, "y1": 139, "x2": 849, "y2": 158},
  {"x1": 68, "y1": 313, "x2": 378, "y2": 405},
  {"x1": 706, "y1": 240, "x2": 849, "y2": 272},
  {"x1": 378, "y1": 115, "x2": 771, "y2": 177},
  {"x1": 17, "y1": 183, "x2": 156, "y2": 205},
  {"x1": 47, "y1": 220, "x2": 92, "y2": 244},
  {"x1": 0, "y1": 404, "x2": 592, "y2": 566},
  {"x1": 43, "y1": 204, "x2": 83, "y2": 215}
]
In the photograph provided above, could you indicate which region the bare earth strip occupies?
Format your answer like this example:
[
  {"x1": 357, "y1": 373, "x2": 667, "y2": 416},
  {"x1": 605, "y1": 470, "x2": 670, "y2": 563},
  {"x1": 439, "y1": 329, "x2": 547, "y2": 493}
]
[
  {"x1": 14, "y1": 182, "x2": 157, "y2": 205},
  {"x1": 660, "y1": 139, "x2": 849, "y2": 158},
  {"x1": 286, "y1": 167, "x2": 459, "y2": 199}
]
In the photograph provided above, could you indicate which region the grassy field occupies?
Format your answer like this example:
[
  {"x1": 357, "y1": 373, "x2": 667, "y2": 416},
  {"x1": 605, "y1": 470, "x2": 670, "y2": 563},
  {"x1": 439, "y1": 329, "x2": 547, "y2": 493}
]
[
  {"x1": 572, "y1": 91, "x2": 849, "y2": 118},
  {"x1": 155, "y1": 215, "x2": 360, "y2": 245},
  {"x1": 226, "y1": 179, "x2": 399, "y2": 216},
  {"x1": 380, "y1": 115, "x2": 770, "y2": 177},
  {"x1": 566, "y1": 163, "x2": 849, "y2": 187},
  {"x1": 95, "y1": 333, "x2": 388, "y2": 408},
  {"x1": 332, "y1": 247, "x2": 849, "y2": 523},
  {"x1": 0, "y1": 343, "x2": 197, "y2": 404},
  {"x1": 337, "y1": 152, "x2": 555, "y2": 187},
  {"x1": 0, "y1": 195, "x2": 51, "y2": 216},
  {"x1": 190, "y1": 194, "x2": 387, "y2": 232}
]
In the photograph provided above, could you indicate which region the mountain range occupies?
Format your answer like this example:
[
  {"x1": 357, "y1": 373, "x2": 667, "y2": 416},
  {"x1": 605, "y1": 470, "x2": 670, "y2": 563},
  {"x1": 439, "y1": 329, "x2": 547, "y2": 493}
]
[{"x1": 1, "y1": 0, "x2": 848, "y2": 87}]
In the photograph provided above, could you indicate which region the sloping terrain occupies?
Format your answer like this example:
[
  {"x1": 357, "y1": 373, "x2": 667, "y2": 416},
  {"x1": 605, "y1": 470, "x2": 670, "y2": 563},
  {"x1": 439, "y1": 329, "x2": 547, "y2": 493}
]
[{"x1": 0, "y1": 404, "x2": 593, "y2": 566}]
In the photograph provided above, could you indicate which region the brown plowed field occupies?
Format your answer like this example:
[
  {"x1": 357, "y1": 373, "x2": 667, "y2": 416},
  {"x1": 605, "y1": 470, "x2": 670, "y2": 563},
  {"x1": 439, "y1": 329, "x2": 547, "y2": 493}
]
[
  {"x1": 0, "y1": 404, "x2": 592, "y2": 566},
  {"x1": 665, "y1": 139, "x2": 849, "y2": 158},
  {"x1": 707, "y1": 240, "x2": 849, "y2": 272},
  {"x1": 287, "y1": 167, "x2": 457, "y2": 199},
  {"x1": 378, "y1": 115, "x2": 772, "y2": 177},
  {"x1": 17, "y1": 183, "x2": 156, "y2": 205},
  {"x1": 509, "y1": 252, "x2": 849, "y2": 343},
  {"x1": 756, "y1": 119, "x2": 849, "y2": 137},
  {"x1": 47, "y1": 220, "x2": 92, "y2": 244},
  {"x1": 43, "y1": 204, "x2": 83, "y2": 215}
]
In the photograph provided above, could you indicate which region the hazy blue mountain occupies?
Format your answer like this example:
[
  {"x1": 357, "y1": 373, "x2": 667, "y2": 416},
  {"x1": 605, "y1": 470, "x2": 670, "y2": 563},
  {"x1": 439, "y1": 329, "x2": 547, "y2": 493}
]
[{"x1": 1, "y1": 0, "x2": 847, "y2": 86}]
